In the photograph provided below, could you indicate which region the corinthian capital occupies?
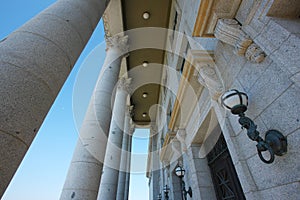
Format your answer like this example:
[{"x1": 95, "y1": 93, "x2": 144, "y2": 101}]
[
  {"x1": 117, "y1": 77, "x2": 131, "y2": 93},
  {"x1": 106, "y1": 35, "x2": 129, "y2": 53}
]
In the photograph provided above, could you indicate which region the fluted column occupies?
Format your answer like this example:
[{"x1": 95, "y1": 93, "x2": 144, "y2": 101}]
[
  {"x1": 60, "y1": 35, "x2": 128, "y2": 200},
  {"x1": 116, "y1": 107, "x2": 132, "y2": 200},
  {"x1": 97, "y1": 77, "x2": 131, "y2": 200},
  {"x1": 0, "y1": 0, "x2": 110, "y2": 197}
]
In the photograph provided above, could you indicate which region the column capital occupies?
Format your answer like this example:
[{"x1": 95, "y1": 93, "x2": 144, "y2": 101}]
[
  {"x1": 117, "y1": 77, "x2": 131, "y2": 93},
  {"x1": 106, "y1": 35, "x2": 129, "y2": 53}
]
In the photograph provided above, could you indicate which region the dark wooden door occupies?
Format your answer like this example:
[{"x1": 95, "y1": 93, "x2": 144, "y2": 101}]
[{"x1": 207, "y1": 134, "x2": 245, "y2": 200}]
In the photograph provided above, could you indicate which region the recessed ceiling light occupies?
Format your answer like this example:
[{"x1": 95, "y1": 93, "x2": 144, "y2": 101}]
[
  {"x1": 142, "y1": 93, "x2": 148, "y2": 98},
  {"x1": 142, "y1": 61, "x2": 148, "y2": 67},
  {"x1": 143, "y1": 12, "x2": 150, "y2": 20},
  {"x1": 142, "y1": 113, "x2": 147, "y2": 118}
]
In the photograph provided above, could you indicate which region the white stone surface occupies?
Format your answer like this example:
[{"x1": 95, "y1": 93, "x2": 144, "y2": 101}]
[
  {"x1": 0, "y1": 0, "x2": 109, "y2": 197},
  {"x1": 97, "y1": 77, "x2": 130, "y2": 200},
  {"x1": 116, "y1": 109, "x2": 133, "y2": 200},
  {"x1": 61, "y1": 35, "x2": 128, "y2": 200}
]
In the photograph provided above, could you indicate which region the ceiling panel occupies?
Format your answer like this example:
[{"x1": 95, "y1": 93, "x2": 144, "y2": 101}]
[{"x1": 121, "y1": 0, "x2": 172, "y2": 126}]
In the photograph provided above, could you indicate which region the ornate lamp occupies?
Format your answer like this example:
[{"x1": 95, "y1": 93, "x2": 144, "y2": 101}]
[
  {"x1": 175, "y1": 165, "x2": 185, "y2": 178},
  {"x1": 175, "y1": 166, "x2": 192, "y2": 200},
  {"x1": 163, "y1": 185, "x2": 170, "y2": 200},
  {"x1": 221, "y1": 89, "x2": 287, "y2": 164}
]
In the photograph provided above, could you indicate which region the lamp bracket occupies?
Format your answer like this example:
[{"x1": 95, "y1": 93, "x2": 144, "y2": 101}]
[{"x1": 238, "y1": 113, "x2": 287, "y2": 164}]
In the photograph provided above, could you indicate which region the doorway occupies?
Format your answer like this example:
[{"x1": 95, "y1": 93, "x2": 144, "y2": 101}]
[{"x1": 207, "y1": 133, "x2": 245, "y2": 200}]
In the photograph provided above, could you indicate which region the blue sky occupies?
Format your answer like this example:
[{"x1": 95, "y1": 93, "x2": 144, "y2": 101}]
[{"x1": 1, "y1": 1, "x2": 149, "y2": 199}]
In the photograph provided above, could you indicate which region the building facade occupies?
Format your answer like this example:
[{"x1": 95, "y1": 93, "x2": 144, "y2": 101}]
[
  {"x1": 146, "y1": 1, "x2": 300, "y2": 200},
  {"x1": 0, "y1": 0, "x2": 299, "y2": 200}
]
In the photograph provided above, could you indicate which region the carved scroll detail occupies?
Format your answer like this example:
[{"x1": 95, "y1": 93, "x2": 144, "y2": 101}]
[{"x1": 215, "y1": 19, "x2": 265, "y2": 63}]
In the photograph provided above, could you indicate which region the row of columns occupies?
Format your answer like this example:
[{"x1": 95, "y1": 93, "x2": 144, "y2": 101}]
[
  {"x1": 0, "y1": 0, "x2": 135, "y2": 197},
  {"x1": 61, "y1": 34, "x2": 135, "y2": 200},
  {"x1": 0, "y1": 0, "x2": 110, "y2": 197}
]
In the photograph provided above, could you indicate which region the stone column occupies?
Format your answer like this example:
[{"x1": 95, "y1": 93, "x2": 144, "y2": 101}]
[
  {"x1": 124, "y1": 125, "x2": 134, "y2": 200},
  {"x1": 116, "y1": 109, "x2": 130, "y2": 200},
  {"x1": 116, "y1": 108, "x2": 134, "y2": 200},
  {"x1": 0, "y1": 0, "x2": 110, "y2": 197},
  {"x1": 97, "y1": 78, "x2": 131, "y2": 200},
  {"x1": 60, "y1": 35, "x2": 129, "y2": 200},
  {"x1": 150, "y1": 126, "x2": 161, "y2": 200}
]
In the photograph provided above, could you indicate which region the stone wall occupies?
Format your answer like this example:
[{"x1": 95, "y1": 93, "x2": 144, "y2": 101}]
[
  {"x1": 152, "y1": 0, "x2": 300, "y2": 199},
  {"x1": 211, "y1": 0, "x2": 300, "y2": 198}
]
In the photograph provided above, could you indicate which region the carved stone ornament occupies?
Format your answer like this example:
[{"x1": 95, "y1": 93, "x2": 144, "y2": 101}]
[
  {"x1": 198, "y1": 64, "x2": 225, "y2": 100},
  {"x1": 193, "y1": 0, "x2": 242, "y2": 37},
  {"x1": 245, "y1": 43, "x2": 266, "y2": 63},
  {"x1": 102, "y1": 12, "x2": 112, "y2": 38},
  {"x1": 106, "y1": 35, "x2": 129, "y2": 53},
  {"x1": 214, "y1": 19, "x2": 265, "y2": 63},
  {"x1": 117, "y1": 77, "x2": 131, "y2": 93},
  {"x1": 190, "y1": 50, "x2": 225, "y2": 100}
]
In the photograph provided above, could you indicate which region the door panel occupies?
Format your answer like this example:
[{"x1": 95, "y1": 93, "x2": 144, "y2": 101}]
[{"x1": 207, "y1": 134, "x2": 245, "y2": 200}]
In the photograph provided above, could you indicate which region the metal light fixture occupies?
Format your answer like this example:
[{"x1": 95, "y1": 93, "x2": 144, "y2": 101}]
[
  {"x1": 142, "y1": 61, "x2": 149, "y2": 67},
  {"x1": 175, "y1": 166, "x2": 192, "y2": 200},
  {"x1": 142, "y1": 92, "x2": 148, "y2": 98},
  {"x1": 142, "y1": 113, "x2": 147, "y2": 118},
  {"x1": 142, "y1": 12, "x2": 150, "y2": 20},
  {"x1": 157, "y1": 193, "x2": 162, "y2": 200},
  {"x1": 163, "y1": 185, "x2": 170, "y2": 200},
  {"x1": 221, "y1": 89, "x2": 287, "y2": 164}
]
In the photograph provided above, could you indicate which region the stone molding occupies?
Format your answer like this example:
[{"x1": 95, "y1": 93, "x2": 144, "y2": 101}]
[
  {"x1": 190, "y1": 50, "x2": 225, "y2": 100},
  {"x1": 214, "y1": 18, "x2": 266, "y2": 63},
  {"x1": 106, "y1": 35, "x2": 129, "y2": 53}
]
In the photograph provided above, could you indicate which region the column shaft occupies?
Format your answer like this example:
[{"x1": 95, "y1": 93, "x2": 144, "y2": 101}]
[
  {"x1": 116, "y1": 110, "x2": 130, "y2": 200},
  {"x1": 0, "y1": 0, "x2": 109, "y2": 197},
  {"x1": 151, "y1": 129, "x2": 160, "y2": 200},
  {"x1": 97, "y1": 78, "x2": 131, "y2": 200},
  {"x1": 124, "y1": 133, "x2": 133, "y2": 200},
  {"x1": 60, "y1": 35, "x2": 128, "y2": 200},
  {"x1": 116, "y1": 109, "x2": 134, "y2": 200}
]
